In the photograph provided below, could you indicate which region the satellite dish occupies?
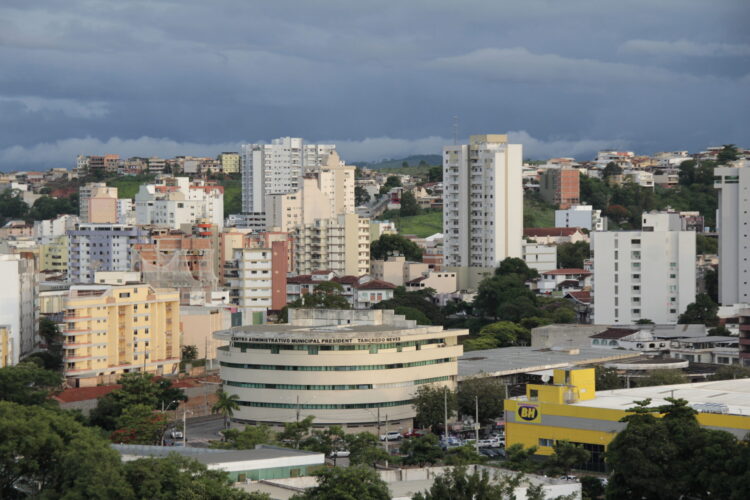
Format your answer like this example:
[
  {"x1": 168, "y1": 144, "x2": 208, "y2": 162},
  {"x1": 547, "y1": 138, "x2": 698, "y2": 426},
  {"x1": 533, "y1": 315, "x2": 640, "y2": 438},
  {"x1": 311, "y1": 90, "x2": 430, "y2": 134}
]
[{"x1": 541, "y1": 375, "x2": 551, "y2": 383}]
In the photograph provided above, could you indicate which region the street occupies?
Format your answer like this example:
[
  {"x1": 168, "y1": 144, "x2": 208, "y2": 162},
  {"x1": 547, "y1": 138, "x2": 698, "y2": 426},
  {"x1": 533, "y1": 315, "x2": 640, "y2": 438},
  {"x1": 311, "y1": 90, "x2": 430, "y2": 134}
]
[{"x1": 183, "y1": 414, "x2": 225, "y2": 446}]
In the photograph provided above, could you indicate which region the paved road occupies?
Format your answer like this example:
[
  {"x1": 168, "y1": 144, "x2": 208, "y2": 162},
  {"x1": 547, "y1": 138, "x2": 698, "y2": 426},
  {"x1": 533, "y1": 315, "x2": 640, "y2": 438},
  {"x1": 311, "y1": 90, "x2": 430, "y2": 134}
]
[{"x1": 183, "y1": 414, "x2": 225, "y2": 446}]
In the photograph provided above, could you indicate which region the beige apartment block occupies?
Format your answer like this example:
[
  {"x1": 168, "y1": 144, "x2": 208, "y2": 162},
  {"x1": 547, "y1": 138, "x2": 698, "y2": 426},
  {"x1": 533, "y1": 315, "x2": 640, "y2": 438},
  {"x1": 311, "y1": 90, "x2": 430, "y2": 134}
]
[
  {"x1": 0, "y1": 325, "x2": 11, "y2": 368},
  {"x1": 39, "y1": 235, "x2": 68, "y2": 273},
  {"x1": 218, "y1": 152, "x2": 241, "y2": 174},
  {"x1": 371, "y1": 255, "x2": 430, "y2": 287},
  {"x1": 294, "y1": 214, "x2": 370, "y2": 276},
  {"x1": 215, "y1": 308, "x2": 467, "y2": 430},
  {"x1": 62, "y1": 284, "x2": 180, "y2": 387},
  {"x1": 79, "y1": 183, "x2": 118, "y2": 223}
]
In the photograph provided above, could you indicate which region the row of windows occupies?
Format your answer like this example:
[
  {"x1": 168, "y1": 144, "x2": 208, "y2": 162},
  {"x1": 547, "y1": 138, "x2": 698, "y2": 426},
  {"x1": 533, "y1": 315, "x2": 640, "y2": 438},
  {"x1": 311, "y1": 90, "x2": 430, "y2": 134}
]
[
  {"x1": 232, "y1": 338, "x2": 445, "y2": 353},
  {"x1": 224, "y1": 375, "x2": 451, "y2": 391},
  {"x1": 237, "y1": 399, "x2": 414, "y2": 410},
  {"x1": 220, "y1": 357, "x2": 455, "y2": 372}
]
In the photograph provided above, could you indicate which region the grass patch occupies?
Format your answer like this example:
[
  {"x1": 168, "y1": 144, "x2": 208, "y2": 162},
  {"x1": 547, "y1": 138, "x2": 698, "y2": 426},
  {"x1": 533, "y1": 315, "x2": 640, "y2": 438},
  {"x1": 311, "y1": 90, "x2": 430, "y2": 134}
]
[
  {"x1": 107, "y1": 174, "x2": 156, "y2": 199},
  {"x1": 220, "y1": 178, "x2": 241, "y2": 214},
  {"x1": 523, "y1": 197, "x2": 556, "y2": 228},
  {"x1": 398, "y1": 211, "x2": 443, "y2": 237}
]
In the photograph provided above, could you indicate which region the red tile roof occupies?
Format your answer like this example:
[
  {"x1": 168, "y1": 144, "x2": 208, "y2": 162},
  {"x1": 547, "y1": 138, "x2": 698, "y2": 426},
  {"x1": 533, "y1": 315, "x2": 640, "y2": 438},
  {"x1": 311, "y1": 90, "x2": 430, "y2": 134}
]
[
  {"x1": 54, "y1": 384, "x2": 121, "y2": 403},
  {"x1": 287, "y1": 275, "x2": 316, "y2": 284},
  {"x1": 312, "y1": 269, "x2": 333, "y2": 275},
  {"x1": 405, "y1": 276, "x2": 426, "y2": 285},
  {"x1": 565, "y1": 291, "x2": 592, "y2": 304},
  {"x1": 542, "y1": 268, "x2": 592, "y2": 276},
  {"x1": 333, "y1": 275, "x2": 360, "y2": 285},
  {"x1": 356, "y1": 279, "x2": 397, "y2": 290},
  {"x1": 524, "y1": 227, "x2": 583, "y2": 237}
]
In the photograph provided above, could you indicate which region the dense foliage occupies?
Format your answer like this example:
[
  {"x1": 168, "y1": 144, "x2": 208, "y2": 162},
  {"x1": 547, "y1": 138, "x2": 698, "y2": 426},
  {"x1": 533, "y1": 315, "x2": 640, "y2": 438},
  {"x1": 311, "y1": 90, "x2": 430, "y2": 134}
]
[{"x1": 370, "y1": 233, "x2": 423, "y2": 261}]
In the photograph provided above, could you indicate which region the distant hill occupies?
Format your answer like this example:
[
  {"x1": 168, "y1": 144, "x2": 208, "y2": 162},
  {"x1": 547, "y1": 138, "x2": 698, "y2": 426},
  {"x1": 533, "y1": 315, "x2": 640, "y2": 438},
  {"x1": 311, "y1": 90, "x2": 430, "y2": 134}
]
[{"x1": 353, "y1": 154, "x2": 442, "y2": 170}]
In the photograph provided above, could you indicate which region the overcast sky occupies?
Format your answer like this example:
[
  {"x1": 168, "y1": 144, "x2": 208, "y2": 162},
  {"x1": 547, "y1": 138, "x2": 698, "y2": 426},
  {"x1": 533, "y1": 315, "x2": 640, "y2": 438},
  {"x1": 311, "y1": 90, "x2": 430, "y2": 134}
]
[{"x1": 1, "y1": 0, "x2": 748, "y2": 170}]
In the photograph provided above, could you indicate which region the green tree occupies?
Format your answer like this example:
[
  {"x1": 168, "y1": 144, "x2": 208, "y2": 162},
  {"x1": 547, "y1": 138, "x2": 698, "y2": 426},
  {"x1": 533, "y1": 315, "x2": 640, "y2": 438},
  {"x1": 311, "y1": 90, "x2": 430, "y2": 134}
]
[
  {"x1": 594, "y1": 365, "x2": 624, "y2": 390},
  {"x1": 288, "y1": 281, "x2": 351, "y2": 310},
  {"x1": 301, "y1": 425, "x2": 346, "y2": 459},
  {"x1": 457, "y1": 376, "x2": 506, "y2": 425},
  {"x1": 355, "y1": 186, "x2": 371, "y2": 206},
  {"x1": 412, "y1": 466, "x2": 524, "y2": 500},
  {"x1": 370, "y1": 233, "x2": 423, "y2": 261},
  {"x1": 427, "y1": 166, "x2": 442, "y2": 183},
  {"x1": 374, "y1": 287, "x2": 443, "y2": 324},
  {"x1": 704, "y1": 266, "x2": 719, "y2": 303},
  {"x1": 399, "y1": 191, "x2": 420, "y2": 216},
  {"x1": 394, "y1": 305, "x2": 431, "y2": 325},
  {"x1": 413, "y1": 385, "x2": 456, "y2": 432},
  {"x1": 443, "y1": 444, "x2": 485, "y2": 466},
  {"x1": 291, "y1": 465, "x2": 390, "y2": 500},
  {"x1": 0, "y1": 401, "x2": 133, "y2": 499},
  {"x1": 214, "y1": 424, "x2": 275, "y2": 449},
  {"x1": 89, "y1": 373, "x2": 187, "y2": 431},
  {"x1": 123, "y1": 454, "x2": 268, "y2": 500},
  {"x1": 212, "y1": 389, "x2": 240, "y2": 430},
  {"x1": 111, "y1": 404, "x2": 168, "y2": 445},
  {"x1": 0, "y1": 362, "x2": 62, "y2": 406},
  {"x1": 400, "y1": 434, "x2": 443, "y2": 466},
  {"x1": 344, "y1": 432, "x2": 390, "y2": 467},
  {"x1": 603, "y1": 162, "x2": 623, "y2": 178},
  {"x1": 556, "y1": 241, "x2": 590, "y2": 269},
  {"x1": 277, "y1": 415, "x2": 315, "y2": 449},
  {"x1": 0, "y1": 189, "x2": 29, "y2": 225},
  {"x1": 544, "y1": 440, "x2": 591, "y2": 476},
  {"x1": 678, "y1": 160, "x2": 696, "y2": 186},
  {"x1": 637, "y1": 369, "x2": 687, "y2": 387},
  {"x1": 717, "y1": 144, "x2": 739, "y2": 165},
  {"x1": 696, "y1": 234, "x2": 718, "y2": 255},
  {"x1": 474, "y1": 321, "x2": 530, "y2": 347},
  {"x1": 181, "y1": 344, "x2": 198, "y2": 361},
  {"x1": 709, "y1": 364, "x2": 750, "y2": 381},
  {"x1": 385, "y1": 175, "x2": 402, "y2": 189},
  {"x1": 678, "y1": 293, "x2": 719, "y2": 326},
  {"x1": 504, "y1": 443, "x2": 540, "y2": 473},
  {"x1": 580, "y1": 476, "x2": 606, "y2": 500}
]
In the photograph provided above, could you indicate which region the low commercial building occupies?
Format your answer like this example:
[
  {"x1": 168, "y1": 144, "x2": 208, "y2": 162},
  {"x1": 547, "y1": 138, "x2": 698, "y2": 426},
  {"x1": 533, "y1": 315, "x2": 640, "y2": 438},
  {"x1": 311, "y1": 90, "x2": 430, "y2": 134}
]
[
  {"x1": 62, "y1": 284, "x2": 180, "y2": 387},
  {"x1": 215, "y1": 309, "x2": 467, "y2": 430},
  {"x1": 522, "y1": 243, "x2": 557, "y2": 273},
  {"x1": 113, "y1": 444, "x2": 324, "y2": 482},
  {"x1": 504, "y1": 368, "x2": 750, "y2": 472}
]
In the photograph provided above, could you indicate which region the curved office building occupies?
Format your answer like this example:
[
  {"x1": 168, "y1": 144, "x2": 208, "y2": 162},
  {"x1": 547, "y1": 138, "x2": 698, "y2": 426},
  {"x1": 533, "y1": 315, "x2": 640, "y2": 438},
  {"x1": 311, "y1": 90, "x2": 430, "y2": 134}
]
[{"x1": 215, "y1": 309, "x2": 467, "y2": 430}]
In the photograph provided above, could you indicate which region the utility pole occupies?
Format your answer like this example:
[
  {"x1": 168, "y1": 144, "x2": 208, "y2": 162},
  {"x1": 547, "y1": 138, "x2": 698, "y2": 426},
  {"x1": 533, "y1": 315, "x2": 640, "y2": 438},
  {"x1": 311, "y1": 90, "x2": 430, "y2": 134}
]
[
  {"x1": 182, "y1": 408, "x2": 187, "y2": 447},
  {"x1": 444, "y1": 387, "x2": 449, "y2": 440},
  {"x1": 384, "y1": 413, "x2": 389, "y2": 468},
  {"x1": 296, "y1": 395, "x2": 300, "y2": 423},
  {"x1": 474, "y1": 396, "x2": 480, "y2": 454},
  {"x1": 377, "y1": 407, "x2": 381, "y2": 438}
]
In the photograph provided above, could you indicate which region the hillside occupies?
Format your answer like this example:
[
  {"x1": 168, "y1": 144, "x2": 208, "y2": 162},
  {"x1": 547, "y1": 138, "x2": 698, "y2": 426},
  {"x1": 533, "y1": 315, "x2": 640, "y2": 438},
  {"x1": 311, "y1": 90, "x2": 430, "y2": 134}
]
[{"x1": 354, "y1": 154, "x2": 441, "y2": 170}]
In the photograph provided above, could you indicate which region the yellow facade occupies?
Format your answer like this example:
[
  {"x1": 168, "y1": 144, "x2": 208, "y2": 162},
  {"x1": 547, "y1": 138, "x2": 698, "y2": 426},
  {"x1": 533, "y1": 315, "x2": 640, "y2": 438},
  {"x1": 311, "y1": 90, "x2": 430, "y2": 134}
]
[
  {"x1": 505, "y1": 368, "x2": 750, "y2": 471},
  {"x1": 0, "y1": 326, "x2": 11, "y2": 368},
  {"x1": 39, "y1": 236, "x2": 69, "y2": 273},
  {"x1": 219, "y1": 153, "x2": 240, "y2": 174},
  {"x1": 62, "y1": 284, "x2": 180, "y2": 387}
]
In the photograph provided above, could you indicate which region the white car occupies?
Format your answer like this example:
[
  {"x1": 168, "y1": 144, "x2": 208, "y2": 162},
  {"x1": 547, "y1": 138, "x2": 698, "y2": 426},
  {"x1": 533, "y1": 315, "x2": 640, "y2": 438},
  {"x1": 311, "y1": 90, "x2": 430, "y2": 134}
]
[
  {"x1": 329, "y1": 450, "x2": 351, "y2": 458},
  {"x1": 170, "y1": 429, "x2": 184, "y2": 439},
  {"x1": 380, "y1": 431, "x2": 402, "y2": 441}
]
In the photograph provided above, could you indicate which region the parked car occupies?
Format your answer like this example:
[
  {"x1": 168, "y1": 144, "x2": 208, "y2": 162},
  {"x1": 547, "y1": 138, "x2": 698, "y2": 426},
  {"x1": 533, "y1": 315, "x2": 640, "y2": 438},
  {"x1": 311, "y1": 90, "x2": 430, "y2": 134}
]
[
  {"x1": 329, "y1": 449, "x2": 351, "y2": 458},
  {"x1": 402, "y1": 429, "x2": 427, "y2": 438},
  {"x1": 380, "y1": 431, "x2": 402, "y2": 441},
  {"x1": 170, "y1": 429, "x2": 183, "y2": 440}
]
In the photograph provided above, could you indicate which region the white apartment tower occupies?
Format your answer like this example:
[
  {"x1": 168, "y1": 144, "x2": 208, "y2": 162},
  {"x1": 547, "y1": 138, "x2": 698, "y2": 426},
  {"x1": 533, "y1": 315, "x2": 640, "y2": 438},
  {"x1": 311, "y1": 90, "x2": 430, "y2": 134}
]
[
  {"x1": 592, "y1": 212, "x2": 696, "y2": 325},
  {"x1": 715, "y1": 162, "x2": 750, "y2": 305},
  {"x1": 240, "y1": 137, "x2": 336, "y2": 214},
  {"x1": 443, "y1": 134, "x2": 523, "y2": 268}
]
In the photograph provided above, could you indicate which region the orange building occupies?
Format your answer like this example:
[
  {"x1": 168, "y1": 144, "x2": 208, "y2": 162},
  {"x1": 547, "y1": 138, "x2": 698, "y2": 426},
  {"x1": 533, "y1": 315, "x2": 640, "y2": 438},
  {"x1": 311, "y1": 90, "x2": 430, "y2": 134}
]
[{"x1": 540, "y1": 168, "x2": 580, "y2": 209}]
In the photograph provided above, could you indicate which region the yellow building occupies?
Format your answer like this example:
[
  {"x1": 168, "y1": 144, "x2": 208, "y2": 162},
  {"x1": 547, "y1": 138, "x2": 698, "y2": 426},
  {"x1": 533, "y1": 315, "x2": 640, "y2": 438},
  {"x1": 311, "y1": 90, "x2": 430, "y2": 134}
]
[
  {"x1": 39, "y1": 235, "x2": 69, "y2": 273},
  {"x1": 62, "y1": 284, "x2": 180, "y2": 387},
  {"x1": 0, "y1": 325, "x2": 11, "y2": 368},
  {"x1": 218, "y1": 152, "x2": 241, "y2": 174},
  {"x1": 504, "y1": 368, "x2": 750, "y2": 472}
]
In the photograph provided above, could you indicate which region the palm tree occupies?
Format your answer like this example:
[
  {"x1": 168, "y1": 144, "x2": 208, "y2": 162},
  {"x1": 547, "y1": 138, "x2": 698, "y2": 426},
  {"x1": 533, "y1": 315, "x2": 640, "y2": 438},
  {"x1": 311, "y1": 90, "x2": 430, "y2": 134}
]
[{"x1": 212, "y1": 389, "x2": 240, "y2": 430}]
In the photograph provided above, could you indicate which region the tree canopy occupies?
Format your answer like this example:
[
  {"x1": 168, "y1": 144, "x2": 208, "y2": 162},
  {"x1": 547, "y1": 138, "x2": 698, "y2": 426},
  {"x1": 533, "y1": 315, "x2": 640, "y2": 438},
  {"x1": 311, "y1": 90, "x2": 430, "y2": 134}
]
[
  {"x1": 290, "y1": 466, "x2": 390, "y2": 500},
  {"x1": 457, "y1": 376, "x2": 506, "y2": 425},
  {"x1": 400, "y1": 191, "x2": 420, "y2": 216},
  {"x1": 370, "y1": 233, "x2": 423, "y2": 261},
  {"x1": 287, "y1": 281, "x2": 350, "y2": 310},
  {"x1": 678, "y1": 293, "x2": 719, "y2": 326},
  {"x1": 413, "y1": 385, "x2": 456, "y2": 432}
]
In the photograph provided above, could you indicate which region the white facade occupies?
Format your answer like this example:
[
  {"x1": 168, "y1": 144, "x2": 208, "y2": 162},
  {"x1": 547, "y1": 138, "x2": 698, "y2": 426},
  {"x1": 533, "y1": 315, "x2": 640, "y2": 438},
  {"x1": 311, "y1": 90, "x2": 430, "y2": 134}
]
[
  {"x1": 229, "y1": 248, "x2": 273, "y2": 323},
  {"x1": 33, "y1": 214, "x2": 80, "y2": 242},
  {"x1": 554, "y1": 205, "x2": 606, "y2": 232},
  {"x1": 592, "y1": 228, "x2": 696, "y2": 325},
  {"x1": 443, "y1": 134, "x2": 523, "y2": 268},
  {"x1": 241, "y1": 137, "x2": 336, "y2": 214},
  {"x1": 715, "y1": 162, "x2": 750, "y2": 305},
  {"x1": 294, "y1": 214, "x2": 370, "y2": 276},
  {"x1": 0, "y1": 254, "x2": 37, "y2": 365},
  {"x1": 522, "y1": 243, "x2": 558, "y2": 273},
  {"x1": 116, "y1": 199, "x2": 135, "y2": 225},
  {"x1": 134, "y1": 177, "x2": 224, "y2": 230}
]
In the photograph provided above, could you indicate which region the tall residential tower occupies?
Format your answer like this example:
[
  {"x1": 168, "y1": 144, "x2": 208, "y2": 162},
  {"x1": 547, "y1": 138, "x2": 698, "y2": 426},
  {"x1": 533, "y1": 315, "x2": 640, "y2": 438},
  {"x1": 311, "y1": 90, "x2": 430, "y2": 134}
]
[{"x1": 715, "y1": 161, "x2": 750, "y2": 305}]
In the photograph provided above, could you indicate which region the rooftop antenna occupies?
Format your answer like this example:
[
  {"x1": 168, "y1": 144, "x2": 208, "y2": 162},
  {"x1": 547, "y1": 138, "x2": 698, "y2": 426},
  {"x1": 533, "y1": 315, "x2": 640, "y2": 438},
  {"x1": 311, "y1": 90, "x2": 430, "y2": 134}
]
[{"x1": 453, "y1": 116, "x2": 459, "y2": 145}]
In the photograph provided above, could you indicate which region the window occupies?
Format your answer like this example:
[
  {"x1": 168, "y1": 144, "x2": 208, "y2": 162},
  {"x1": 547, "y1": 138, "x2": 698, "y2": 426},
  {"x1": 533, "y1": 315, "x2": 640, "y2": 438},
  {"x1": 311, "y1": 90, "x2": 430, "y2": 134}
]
[
  {"x1": 530, "y1": 389, "x2": 539, "y2": 400},
  {"x1": 539, "y1": 438, "x2": 554, "y2": 447}
]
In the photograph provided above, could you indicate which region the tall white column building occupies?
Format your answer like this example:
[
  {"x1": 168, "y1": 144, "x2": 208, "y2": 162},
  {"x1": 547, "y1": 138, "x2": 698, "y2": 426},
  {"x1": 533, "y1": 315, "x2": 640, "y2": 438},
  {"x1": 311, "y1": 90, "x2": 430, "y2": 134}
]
[
  {"x1": 592, "y1": 212, "x2": 695, "y2": 325},
  {"x1": 240, "y1": 137, "x2": 336, "y2": 214},
  {"x1": 715, "y1": 161, "x2": 750, "y2": 305},
  {"x1": 443, "y1": 134, "x2": 523, "y2": 270}
]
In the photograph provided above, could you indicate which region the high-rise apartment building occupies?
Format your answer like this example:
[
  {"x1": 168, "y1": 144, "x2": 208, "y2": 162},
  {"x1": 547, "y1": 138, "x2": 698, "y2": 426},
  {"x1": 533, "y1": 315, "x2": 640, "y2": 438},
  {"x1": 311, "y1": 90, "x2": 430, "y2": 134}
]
[
  {"x1": 240, "y1": 137, "x2": 336, "y2": 216},
  {"x1": 715, "y1": 161, "x2": 750, "y2": 305},
  {"x1": 62, "y1": 284, "x2": 180, "y2": 387},
  {"x1": 443, "y1": 134, "x2": 523, "y2": 270},
  {"x1": 0, "y1": 253, "x2": 37, "y2": 366},
  {"x1": 134, "y1": 177, "x2": 224, "y2": 230},
  {"x1": 294, "y1": 214, "x2": 370, "y2": 276},
  {"x1": 227, "y1": 243, "x2": 288, "y2": 324},
  {"x1": 540, "y1": 168, "x2": 580, "y2": 209},
  {"x1": 79, "y1": 183, "x2": 118, "y2": 223},
  {"x1": 592, "y1": 212, "x2": 695, "y2": 325},
  {"x1": 67, "y1": 224, "x2": 150, "y2": 283}
]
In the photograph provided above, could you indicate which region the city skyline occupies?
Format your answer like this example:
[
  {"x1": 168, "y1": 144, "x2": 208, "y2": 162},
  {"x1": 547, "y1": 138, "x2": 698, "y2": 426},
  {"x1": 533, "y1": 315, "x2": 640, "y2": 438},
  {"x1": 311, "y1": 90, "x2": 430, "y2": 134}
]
[{"x1": 1, "y1": 0, "x2": 749, "y2": 170}]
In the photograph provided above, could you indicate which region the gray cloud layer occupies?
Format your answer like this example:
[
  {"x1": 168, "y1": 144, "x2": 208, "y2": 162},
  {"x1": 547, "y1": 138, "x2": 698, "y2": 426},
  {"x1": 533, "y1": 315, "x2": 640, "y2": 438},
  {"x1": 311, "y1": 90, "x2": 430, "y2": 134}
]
[{"x1": 0, "y1": 0, "x2": 748, "y2": 170}]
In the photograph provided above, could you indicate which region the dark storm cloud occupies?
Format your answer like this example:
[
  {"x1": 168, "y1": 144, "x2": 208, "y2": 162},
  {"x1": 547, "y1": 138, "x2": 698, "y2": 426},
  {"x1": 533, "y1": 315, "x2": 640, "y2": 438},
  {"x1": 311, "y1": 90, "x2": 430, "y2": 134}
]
[{"x1": 0, "y1": 0, "x2": 748, "y2": 170}]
